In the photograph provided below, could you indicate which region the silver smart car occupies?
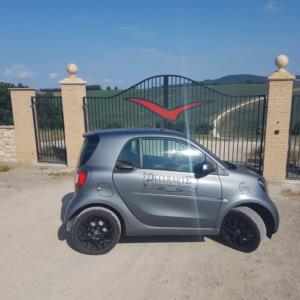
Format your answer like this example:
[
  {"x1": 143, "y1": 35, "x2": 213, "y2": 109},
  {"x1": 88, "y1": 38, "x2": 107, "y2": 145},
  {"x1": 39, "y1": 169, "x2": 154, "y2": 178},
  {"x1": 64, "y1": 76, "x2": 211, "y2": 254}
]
[{"x1": 63, "y1": 129, "x2": 279, "y2": 254}]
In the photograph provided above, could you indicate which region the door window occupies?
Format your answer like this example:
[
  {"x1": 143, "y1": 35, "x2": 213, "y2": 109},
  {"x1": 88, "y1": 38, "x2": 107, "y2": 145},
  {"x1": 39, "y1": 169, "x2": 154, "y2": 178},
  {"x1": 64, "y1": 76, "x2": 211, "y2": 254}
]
[
  {"x1": 142, "y1": 138, "x2": 205, "y2": 172},
  {"x1": 117, "y1": 138, "x2": 140, "y2": 167}
]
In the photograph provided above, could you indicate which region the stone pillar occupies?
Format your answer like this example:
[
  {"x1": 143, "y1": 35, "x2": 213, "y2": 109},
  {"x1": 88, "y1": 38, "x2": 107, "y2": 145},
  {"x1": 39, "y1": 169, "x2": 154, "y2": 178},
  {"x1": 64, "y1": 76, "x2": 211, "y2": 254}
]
[
  {"x1": 60, "y1": 63, "x2": 86, "y2": 167},
  {"x1": 9, "y1": 88, "x2": 37, "y2": 164},
  {"x1": 263, "y1": 55, "x2": 295, "y2": 182}
]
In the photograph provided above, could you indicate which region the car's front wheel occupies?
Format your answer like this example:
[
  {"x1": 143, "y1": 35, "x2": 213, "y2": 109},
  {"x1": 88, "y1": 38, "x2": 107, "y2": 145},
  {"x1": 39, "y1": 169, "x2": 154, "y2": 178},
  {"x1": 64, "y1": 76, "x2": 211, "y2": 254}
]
[
  {"x1": 220, "y1": 207, "x2": 266, "y2": 252},
  {"x1": 71, "y1": 207, "x2": 121, "y2": 255}
]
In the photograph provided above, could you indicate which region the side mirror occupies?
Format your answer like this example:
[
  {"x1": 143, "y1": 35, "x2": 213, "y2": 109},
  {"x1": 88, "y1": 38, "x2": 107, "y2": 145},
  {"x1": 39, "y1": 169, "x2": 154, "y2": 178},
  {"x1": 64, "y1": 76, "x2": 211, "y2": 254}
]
[
  {"x1": 193, "y1": 161, "x2": 216, "y2": 178},
  {"x1": 115, "y1": 161, "x2": 135, "y2": 172}
]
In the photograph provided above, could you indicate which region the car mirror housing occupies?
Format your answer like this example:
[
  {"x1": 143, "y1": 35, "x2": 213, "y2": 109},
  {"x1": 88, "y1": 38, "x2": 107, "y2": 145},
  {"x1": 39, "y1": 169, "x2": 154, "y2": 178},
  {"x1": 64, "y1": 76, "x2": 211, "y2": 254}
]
[{"x1": 193, "y1": 161, "x2": 216, "y2": 178}]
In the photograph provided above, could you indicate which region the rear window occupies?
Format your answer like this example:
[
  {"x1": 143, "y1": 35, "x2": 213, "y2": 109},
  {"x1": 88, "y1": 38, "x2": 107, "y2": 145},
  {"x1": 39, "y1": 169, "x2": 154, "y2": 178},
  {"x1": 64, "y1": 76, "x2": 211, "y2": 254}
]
[{"x1": 78, "y1": 135, "x2": 100, "y2": 166}]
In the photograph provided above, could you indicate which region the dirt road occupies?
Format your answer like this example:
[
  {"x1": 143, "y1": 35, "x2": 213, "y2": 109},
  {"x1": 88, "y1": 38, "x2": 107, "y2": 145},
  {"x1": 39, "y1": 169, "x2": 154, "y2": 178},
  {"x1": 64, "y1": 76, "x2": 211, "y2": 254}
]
[{"x1": 0, "y1": 165, "x2": 299, "y2": 300}]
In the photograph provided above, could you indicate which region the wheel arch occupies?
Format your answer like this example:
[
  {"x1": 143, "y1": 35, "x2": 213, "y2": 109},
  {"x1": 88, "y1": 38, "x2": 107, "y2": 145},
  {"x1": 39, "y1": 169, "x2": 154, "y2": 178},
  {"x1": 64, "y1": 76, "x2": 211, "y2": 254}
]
[
  {"x1": 69, "y1": 203, "x2": 126, "y2": 236},
  {"x1": 235, "y1": 203, "x2": 275, "y2": 238},
  {"x1": 220, "y1": 202, "x2": 276, "y2": 238}
]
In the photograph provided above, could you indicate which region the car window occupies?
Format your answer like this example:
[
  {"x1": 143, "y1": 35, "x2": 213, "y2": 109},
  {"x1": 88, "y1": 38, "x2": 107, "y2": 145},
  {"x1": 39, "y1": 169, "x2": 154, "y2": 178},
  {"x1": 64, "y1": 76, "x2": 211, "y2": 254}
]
[
  {"x1": 142, "y1": 137, "x2": 205, "y2": 172},
  {"x1": 78, "y1": 135, "x2": 100, "y2": 167},
  {"x1": 117, "y1": 138, "x2": 140, "y2": 167}
]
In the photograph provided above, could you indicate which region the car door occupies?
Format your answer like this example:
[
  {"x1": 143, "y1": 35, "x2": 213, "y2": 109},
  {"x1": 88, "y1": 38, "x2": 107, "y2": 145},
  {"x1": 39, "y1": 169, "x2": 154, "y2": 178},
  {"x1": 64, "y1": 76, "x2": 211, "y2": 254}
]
[{"x1": 113, "y1": 137, "x2": 222, "y2": 228}]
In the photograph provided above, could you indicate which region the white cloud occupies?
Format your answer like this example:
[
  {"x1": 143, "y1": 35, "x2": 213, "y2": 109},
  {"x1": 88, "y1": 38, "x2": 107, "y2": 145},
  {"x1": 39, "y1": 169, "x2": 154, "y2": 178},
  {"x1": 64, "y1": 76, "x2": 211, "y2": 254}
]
[
  {"x1": 265, "y1": 1, "x2": 279, "y2": 12},
  {"x1": 103, "y1": 78, "x2": 112, "y2": 83},
  {"x1": 3, "y1": 64, "x2": 35, "y2": 80},
  {"x1": 49, "y1": 72, "x2": 60, "y2": 79}
]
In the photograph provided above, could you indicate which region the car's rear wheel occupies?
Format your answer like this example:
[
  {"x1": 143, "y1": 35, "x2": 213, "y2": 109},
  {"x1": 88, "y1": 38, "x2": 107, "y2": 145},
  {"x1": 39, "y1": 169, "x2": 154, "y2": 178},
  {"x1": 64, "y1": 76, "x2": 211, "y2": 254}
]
[
  {"x1": 71, "y1": 207, "x2": 121, "y2": 255},
  {"x1": 220, "y1": 207, "x2": 266, "y2": 253}
]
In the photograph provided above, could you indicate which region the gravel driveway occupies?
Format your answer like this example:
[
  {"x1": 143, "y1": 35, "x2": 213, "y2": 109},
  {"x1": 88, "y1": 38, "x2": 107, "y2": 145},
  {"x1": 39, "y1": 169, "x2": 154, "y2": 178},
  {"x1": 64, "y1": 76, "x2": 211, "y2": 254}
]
[{"x1": 0, "y1": 164, "x2": 299, "y2": 300}]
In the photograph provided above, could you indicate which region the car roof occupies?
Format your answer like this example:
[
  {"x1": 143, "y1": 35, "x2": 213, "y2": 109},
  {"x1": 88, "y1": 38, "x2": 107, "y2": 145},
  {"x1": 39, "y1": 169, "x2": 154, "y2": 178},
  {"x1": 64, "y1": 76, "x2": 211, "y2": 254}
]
[{"x1": 84, "y1": 128, "x2": 186, "y2": 139}]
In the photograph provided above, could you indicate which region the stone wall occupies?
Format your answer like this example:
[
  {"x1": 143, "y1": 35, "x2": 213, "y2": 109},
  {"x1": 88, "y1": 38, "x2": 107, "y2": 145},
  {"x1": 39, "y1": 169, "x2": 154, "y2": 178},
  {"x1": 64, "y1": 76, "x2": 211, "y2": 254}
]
[{"x1": 0, "y1": 126, "x2": 17, "y2": 162}]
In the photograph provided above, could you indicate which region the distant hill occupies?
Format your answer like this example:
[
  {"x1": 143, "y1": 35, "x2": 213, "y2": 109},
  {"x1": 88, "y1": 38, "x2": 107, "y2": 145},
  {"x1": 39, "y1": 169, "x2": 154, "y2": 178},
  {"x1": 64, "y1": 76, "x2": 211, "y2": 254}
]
[
  {"x1": 201, "y1": 74, "x2": 267, "y2": 84},
  {"x1": 202, "y1": 74, "x2": 300, "y2": 84},
  {"x1": 38, "y1": 74, "x2": 300, "y2": 96}
]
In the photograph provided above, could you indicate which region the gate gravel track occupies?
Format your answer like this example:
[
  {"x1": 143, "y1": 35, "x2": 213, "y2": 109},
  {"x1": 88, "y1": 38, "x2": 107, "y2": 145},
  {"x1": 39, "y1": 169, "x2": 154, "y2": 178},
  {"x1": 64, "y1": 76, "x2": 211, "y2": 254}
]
[
  {"x1": 0, "y1": 164, "x2": 299, "y2": 300},
  {"x1": 212, "y1": 97, "x2": 261, "y2": 138}
]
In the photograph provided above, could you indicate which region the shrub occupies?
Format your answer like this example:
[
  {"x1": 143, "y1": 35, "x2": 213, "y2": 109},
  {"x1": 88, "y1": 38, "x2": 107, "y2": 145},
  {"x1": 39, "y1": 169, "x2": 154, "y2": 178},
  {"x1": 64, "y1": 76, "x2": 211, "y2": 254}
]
[{"x1": 0, "y1": 164, "x2": 10, "y2": 172}]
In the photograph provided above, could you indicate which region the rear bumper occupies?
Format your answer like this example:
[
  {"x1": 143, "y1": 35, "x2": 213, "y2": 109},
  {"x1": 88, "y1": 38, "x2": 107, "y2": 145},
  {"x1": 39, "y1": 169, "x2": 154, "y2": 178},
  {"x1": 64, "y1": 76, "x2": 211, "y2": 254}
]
[
  {"x1": 271, "y1": 200, "x2": 280, "y2": 234},
  {"x1": 61, "y1": 192, "x2": 76, "y2": 226}
]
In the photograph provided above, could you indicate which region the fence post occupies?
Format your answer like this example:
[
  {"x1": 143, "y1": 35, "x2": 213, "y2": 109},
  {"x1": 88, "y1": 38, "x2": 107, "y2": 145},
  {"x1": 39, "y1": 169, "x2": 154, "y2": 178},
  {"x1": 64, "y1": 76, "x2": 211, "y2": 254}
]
[
  {"x1": 9, "y1": 88, "x2": 37, "y2": 164},
  {"x1": 263, "y1": 55, "x2": 295, "y2": 182},
  {"x1": 60, "y1": 63, "x2": 86, "y2": 167}
]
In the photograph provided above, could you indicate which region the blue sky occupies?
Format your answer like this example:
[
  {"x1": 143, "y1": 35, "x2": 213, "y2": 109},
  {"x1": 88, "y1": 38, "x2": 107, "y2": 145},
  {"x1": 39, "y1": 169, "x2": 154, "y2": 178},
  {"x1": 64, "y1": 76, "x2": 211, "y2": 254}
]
[{"x1": 0, "y1": 0, "x2": 299, "y2": 88}]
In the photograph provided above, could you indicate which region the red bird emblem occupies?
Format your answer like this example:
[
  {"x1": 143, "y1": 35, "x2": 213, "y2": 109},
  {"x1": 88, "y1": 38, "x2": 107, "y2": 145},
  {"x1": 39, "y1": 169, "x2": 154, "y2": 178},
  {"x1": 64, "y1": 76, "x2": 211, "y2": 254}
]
[{"x1": 128, "y1": 98, "x2": 206, "y2": 121}]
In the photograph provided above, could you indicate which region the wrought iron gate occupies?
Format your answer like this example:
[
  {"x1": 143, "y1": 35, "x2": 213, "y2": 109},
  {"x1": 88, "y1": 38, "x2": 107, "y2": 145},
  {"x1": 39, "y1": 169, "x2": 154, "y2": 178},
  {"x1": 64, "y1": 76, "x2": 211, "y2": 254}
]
[
  {"x1": 32, "y1": 96, "x2": 67, "y2": 164},
  {"x1": 286, "y1": 95, "x2": 300, "y2": 179},
  {"x1": 83, "y1": 75, "x2": 267, "y2": 173}
]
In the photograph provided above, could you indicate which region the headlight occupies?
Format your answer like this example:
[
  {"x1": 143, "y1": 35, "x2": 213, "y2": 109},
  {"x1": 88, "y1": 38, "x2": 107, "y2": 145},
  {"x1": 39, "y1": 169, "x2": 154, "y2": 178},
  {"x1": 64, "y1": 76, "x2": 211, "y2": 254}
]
[{"x1": 258, "y1": 177, "x2": 268, "y2": 194}]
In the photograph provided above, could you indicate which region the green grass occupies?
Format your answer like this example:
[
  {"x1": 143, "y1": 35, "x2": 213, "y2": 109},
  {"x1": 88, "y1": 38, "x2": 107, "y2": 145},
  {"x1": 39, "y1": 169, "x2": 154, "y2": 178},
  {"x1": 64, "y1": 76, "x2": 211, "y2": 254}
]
[
  {"x1": 85, "y1": 83, "x2": 267, "y2": 97},
  {"x1": 50, "y1": 82, "x2": 300, "y2": 139},
  {"x1": 206, "y1": 83, "x2": 267, "y2": 96},
  {"x1": 0, "y1": 164, "x2": 10, "y2": 172},
  {"x1": 52, "y1": 90, "x2": 122, "y2": 97},
  {"x1": 85, "y1": 83, "x2": 267, "y2": 140},
  {"x1": 51, "y1": 82, "x2": 300, "y2": 97},
  {"x1": 87, "y1": 90, "x2": 122, "y2": 97}
]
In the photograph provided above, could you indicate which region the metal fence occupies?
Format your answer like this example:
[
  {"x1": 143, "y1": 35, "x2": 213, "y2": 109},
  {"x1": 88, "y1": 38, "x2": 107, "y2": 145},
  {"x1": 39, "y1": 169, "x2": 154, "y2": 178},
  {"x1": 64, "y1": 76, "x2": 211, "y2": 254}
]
[
  {"x1": 83, "y1": 75, "x2": 267, "y2": 173},
  {"x1": 287, "y1": 95, "x2": 300, "y2": 179},
  {"x1": 31, "y1": 96, "x2": 67, "y2": 164}
]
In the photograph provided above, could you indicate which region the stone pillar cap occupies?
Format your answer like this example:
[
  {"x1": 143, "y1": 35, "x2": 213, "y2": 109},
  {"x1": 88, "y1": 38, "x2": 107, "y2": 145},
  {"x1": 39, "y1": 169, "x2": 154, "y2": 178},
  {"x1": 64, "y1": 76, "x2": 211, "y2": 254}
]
[
  {"x1": 268, "y1": 54, "x2": 295, "y2": 80},
  {"x1": 59, "y1": 63, "x2": 86, "y2": 85},
  {"x1": 275, "y1": 54, "x2": 289, "y2": 72},
  {"x1": 67, "y1": 63, "x2": 78, "y2": 76}
]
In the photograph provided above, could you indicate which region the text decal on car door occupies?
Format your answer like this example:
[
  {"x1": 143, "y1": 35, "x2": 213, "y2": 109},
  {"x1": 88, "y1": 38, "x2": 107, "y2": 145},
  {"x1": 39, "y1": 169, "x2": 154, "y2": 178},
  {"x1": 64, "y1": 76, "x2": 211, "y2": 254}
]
[{"x1": 143, "y1": 172, "x2": 196, "y2": 192}]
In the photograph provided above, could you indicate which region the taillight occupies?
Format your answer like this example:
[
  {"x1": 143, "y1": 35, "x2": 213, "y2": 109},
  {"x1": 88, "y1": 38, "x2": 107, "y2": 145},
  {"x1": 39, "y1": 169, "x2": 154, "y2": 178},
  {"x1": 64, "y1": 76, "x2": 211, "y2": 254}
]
[{"x1": 75, "y1": 170, "x2": 87, "y2": 189}]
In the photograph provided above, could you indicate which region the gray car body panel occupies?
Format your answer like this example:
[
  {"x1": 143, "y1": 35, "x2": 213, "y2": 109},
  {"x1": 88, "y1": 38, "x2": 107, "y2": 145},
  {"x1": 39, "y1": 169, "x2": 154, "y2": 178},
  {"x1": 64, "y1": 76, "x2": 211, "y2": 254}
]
[{"x1": 63, "y1": 129, "x2": 279, "y2": 237}]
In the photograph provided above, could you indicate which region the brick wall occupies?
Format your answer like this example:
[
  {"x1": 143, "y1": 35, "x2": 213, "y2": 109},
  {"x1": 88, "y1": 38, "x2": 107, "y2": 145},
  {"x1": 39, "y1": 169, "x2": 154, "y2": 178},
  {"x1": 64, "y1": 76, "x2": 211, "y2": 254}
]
[{"x1": 0, "y1": 126, "x2": 17, "y2": 162}]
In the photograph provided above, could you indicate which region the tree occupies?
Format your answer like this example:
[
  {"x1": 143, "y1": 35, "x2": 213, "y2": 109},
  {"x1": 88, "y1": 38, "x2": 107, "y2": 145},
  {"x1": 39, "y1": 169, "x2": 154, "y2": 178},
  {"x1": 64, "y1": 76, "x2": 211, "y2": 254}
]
[
  {"x1": 0, "y1": 82, "x2": 29, "y2": 125},
  {"x1": 106, "y1": 86, "x2": 111, "y2": 90},
  {"x1": 0, "y1": 82, "x2": 15, "y2": 125},
  {"x1": 86, "y1": 85, "x2": 102, "y2": 91},
  {"x1": 114, "y1": 86, "x2": 118, "y2": 90},
  {"x1": 17, "y1": 83, "x2": 28, "y2": 88}
]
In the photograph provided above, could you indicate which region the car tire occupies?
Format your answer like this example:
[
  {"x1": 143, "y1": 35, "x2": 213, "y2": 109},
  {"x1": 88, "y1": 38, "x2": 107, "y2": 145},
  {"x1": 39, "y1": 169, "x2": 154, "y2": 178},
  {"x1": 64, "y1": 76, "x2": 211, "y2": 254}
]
[
  {"x1": 220, "y1": 206, "x2": 266, "y2": 253},
  {"x1": 71, "y1": 207, "x2": 121, "y2": 255}
]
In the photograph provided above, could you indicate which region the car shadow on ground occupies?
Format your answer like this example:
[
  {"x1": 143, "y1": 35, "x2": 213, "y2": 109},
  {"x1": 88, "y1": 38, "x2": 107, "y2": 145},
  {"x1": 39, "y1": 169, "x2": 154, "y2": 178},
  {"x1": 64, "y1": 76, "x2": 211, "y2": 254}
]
[
  {"x1": 57, "y1": 192, "x2": 231, "y2": 253},
  {"x1": 119, "y1": 235, "x2": 204, "y2": 243},
  {"x1": 57, "y1": 192, "x2": 73, "y2": 242}
]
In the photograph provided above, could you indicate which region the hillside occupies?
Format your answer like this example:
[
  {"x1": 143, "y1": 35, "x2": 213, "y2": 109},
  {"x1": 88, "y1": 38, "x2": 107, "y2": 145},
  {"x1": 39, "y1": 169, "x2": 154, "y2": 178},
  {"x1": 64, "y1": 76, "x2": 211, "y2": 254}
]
[{"x1": 201, "y1": 74, "x2": 267, "y2": 84}]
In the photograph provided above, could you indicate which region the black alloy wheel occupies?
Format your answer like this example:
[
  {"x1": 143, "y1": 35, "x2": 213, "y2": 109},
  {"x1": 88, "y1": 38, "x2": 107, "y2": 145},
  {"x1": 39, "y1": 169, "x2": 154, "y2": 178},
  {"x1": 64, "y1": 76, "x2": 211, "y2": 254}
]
[
  {"x1": 71, "y1": 207, "x2": 121, "y2": 255},
  {"x1": 220, "y1": 207, "x2": 266, "y2": 253}
]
